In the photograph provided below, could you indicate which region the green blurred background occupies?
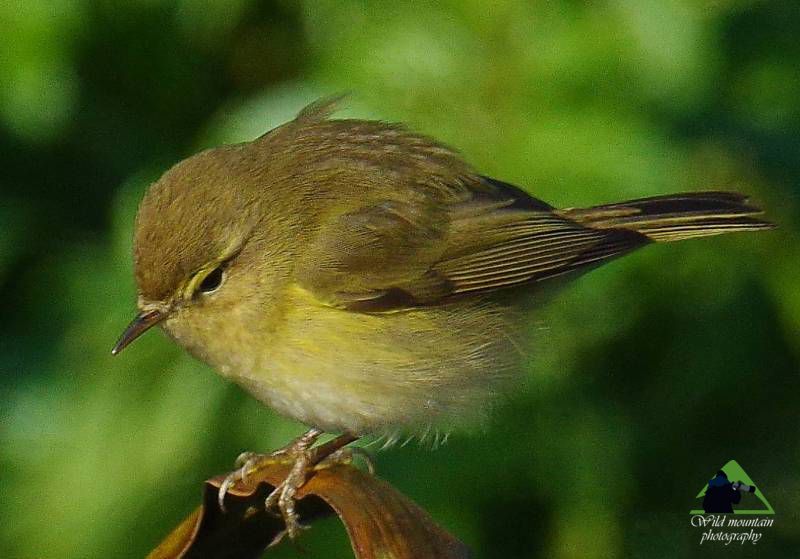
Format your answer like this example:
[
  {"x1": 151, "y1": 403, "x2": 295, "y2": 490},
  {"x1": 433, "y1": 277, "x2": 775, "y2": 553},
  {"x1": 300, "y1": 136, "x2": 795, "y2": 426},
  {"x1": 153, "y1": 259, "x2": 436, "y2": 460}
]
[{"x1": 1, "y1": 1, "x2": 798, "y2": 558}]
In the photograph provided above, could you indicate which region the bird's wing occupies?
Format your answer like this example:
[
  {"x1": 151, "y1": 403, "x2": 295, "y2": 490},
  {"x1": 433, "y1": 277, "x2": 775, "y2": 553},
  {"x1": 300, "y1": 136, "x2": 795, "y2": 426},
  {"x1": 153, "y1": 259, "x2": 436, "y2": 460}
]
[
  {"x1": 295, "y1": 197, "x2": 454, "y2": 310},
  {"x1": 296, "y1": 176, "x2": 649, "y2": 312},
  {"x1": 433, "y1": 181, "x2": 649, "y2": 298}
]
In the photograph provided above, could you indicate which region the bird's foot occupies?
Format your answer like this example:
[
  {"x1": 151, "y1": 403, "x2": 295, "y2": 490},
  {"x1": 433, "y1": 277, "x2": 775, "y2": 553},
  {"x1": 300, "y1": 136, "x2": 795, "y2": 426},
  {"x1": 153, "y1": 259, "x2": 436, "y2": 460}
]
[
  {"x1": 264, "y1": 447, "x2": 314, "y2": 544},
  {"x1": 264, "y1": 432, "x2": 366, "y2": 544},
  {"x1": 217, "y1": 429, "x2": 362, "y2": 544},
  {"x1": 217, "y1": 451, "x2": 274, "y2": 512},
  {"x1": 217, "y1": 428, "x2": 323, "y2": 513},
  {"x1": 317, "y1": 445, "x2": 376, "y2": 475}
]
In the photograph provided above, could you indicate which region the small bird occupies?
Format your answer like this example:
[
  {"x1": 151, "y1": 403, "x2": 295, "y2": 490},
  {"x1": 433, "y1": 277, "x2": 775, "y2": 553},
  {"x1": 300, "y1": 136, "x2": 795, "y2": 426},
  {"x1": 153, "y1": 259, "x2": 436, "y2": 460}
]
[{"x1": 113, "y1": 98, "x2": 771, "y2": 536}]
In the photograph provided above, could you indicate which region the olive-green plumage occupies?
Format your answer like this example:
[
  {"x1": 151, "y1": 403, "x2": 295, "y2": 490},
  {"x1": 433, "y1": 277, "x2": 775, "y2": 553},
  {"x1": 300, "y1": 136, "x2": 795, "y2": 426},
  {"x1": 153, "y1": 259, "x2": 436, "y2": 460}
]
[{"x1": 119, "y1": 99, "x2": 772, "y2": 437}]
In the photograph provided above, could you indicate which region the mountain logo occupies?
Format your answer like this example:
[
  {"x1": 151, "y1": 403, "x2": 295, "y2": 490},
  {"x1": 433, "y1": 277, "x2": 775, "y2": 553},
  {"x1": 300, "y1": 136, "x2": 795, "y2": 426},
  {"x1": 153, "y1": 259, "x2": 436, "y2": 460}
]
[{"x1": 690, "y1": 459, "x2": 774, "y2": 515}]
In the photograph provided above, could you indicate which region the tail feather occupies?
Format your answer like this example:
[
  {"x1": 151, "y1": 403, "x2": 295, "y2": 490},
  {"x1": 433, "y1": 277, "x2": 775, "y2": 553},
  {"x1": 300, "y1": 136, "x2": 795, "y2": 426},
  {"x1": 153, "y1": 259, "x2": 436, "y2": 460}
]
[
  {"x1": 431, "y1": 187, "x2": 773, "y2": 302},
  {"x1": 560, "y1": 191, "x2": 774, "y2": 242}
]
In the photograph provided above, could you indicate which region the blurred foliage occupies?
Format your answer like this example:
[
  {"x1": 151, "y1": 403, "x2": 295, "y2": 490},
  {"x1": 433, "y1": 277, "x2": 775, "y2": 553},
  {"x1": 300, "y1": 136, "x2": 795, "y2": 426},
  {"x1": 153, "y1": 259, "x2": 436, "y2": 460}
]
[{"x1": 1, "y1": 1, "x2": 798, "y2": 558}]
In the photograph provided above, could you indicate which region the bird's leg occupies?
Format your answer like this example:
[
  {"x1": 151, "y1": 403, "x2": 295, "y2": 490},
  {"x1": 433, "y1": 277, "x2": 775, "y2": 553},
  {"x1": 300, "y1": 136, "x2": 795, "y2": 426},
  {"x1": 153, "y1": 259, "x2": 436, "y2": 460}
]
[
  {"x1": 264, "y1": 432, "x2": 359, "y2": 542},
  {"x1": 218, "y1": 428, "x2": 324, "y2": 512},
  {"x1": 217, "y1": 429, "x2": 364, "y2": 541},
  {"x1": 270, "y1": 427, "x2": 326, "y2": 458}
]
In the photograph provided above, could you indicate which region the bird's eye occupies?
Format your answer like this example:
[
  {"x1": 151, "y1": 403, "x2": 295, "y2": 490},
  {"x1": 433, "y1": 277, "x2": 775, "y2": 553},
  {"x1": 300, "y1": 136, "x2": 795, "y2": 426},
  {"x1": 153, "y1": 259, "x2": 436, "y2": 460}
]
[{"x1": 198, "y1": 266, "x2": 224, "y2": 294}]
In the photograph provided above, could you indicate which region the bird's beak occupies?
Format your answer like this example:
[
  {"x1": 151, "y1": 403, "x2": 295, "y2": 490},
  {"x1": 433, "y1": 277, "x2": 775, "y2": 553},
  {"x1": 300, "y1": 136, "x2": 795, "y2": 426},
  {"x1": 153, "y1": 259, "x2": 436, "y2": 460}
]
[{"x1": 111, "y1": 309, "x2": 165, "y2": 355}]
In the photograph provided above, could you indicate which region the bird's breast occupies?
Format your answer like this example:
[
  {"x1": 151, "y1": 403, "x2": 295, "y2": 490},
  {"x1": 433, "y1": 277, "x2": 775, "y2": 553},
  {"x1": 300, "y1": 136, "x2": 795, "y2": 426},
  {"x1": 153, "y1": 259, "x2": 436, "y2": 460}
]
[{"x1": 215, "y1": 285, "x2": 524, "y2": 435}]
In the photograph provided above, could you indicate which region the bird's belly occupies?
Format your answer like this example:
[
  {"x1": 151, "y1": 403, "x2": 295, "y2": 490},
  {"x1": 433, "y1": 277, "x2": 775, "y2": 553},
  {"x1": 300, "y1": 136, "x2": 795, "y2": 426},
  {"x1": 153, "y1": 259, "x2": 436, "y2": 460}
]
[{"x1": 228, "y1": 286, "x2": 522, "y2": 436}]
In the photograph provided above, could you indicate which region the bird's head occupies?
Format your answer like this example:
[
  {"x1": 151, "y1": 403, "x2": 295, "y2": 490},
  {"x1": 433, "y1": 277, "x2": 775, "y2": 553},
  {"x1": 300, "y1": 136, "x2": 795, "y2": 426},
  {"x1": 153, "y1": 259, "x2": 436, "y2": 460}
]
[{"x1": 112, "y1": 145, "x2": 274, "y2": 360}]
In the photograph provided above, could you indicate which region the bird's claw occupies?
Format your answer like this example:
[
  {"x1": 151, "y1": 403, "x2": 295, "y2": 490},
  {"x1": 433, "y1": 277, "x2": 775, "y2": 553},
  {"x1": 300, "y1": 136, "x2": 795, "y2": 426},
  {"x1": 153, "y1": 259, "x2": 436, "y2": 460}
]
[
  {"x1": 264, "y1": 479, "x2": 311, "y2": 541},
  {"x1": 217, "y1": 451, "x2": 273, "y2": 513},
  {"x1": 216, "y1": 429, "x2": 360, "y2": 543},
  {"x1": 262, "y1": 443, "x2": 312, "y2": 538},
  {"x1": 319, "y1": 445, "x2": 376, "y2": 475},
  {"x1": 217, "y1": 473, "x2": 237, "y2": 513},
  {"x1": 263, "y1": 445, "x2": 377, "y2": 541},
  {"x1": 233, "y1": 451, "x2": 263, "y2": 484}
]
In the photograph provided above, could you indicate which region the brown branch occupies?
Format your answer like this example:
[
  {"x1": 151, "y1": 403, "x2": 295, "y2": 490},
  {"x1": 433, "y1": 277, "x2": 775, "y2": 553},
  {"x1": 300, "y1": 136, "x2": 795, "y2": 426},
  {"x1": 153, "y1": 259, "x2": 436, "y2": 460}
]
[{"x1": 148, "y1": 463, "x2": 470, "y2": 559}]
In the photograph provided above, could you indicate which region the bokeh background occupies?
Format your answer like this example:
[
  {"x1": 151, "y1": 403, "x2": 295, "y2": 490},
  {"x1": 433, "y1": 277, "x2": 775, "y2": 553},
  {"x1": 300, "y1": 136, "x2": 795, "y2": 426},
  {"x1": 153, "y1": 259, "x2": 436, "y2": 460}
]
[{"x1": 1, "y1": 2, "x2": 798, "y2": 558}]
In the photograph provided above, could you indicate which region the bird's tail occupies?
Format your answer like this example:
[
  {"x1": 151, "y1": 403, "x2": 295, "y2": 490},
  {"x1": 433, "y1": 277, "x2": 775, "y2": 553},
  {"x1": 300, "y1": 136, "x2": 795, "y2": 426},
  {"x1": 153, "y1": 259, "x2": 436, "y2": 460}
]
[{"x1": 559, "y1": 191, "x2": 774, "y2": 242}]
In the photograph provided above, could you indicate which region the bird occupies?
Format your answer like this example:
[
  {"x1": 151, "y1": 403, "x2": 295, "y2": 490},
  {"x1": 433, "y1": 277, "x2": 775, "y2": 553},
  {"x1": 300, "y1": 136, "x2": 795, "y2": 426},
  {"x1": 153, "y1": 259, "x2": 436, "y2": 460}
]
[{"x1": 112, "y1": 97, "x2": 772, "y2": 537}]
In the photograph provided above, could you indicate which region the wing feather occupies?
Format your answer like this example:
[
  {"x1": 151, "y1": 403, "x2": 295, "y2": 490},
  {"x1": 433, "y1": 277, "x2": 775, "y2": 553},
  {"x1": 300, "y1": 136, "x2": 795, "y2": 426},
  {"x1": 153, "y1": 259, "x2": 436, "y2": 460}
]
[
  {"x1": 290, "y1": 115, "x2": 770, "y2": 313},
  {"x1": 299, "y1": 176, "x2": 650, "y2": 310}
]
